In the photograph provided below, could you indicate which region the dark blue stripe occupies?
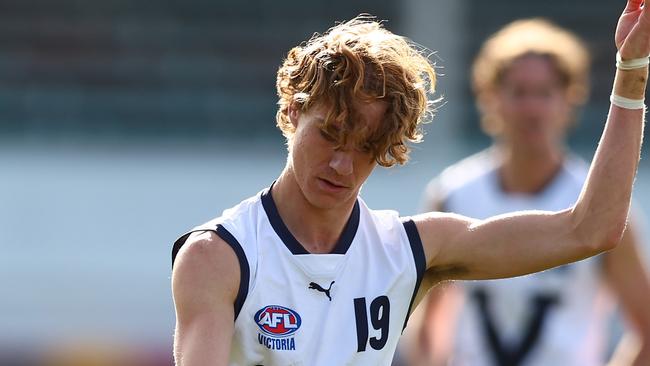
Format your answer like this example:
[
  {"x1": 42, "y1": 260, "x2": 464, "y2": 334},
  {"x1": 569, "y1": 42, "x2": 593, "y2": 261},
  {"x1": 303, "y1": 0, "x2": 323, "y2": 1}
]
[
  {"x1": 332, "y1": 200, "x2": 360, "y2": 254},
  {"x1": 171, "y1": 225, "x2": 250, "y2": 320},
  {"x1": 172, "y1": 232, "x2": 192, "y2": 267},
  {"x1": 261, "y1": 183, "x2": 360, "y2": 255},
  {"x1": 261, "y1": 186, "x2": 308, "y2": 254},
  {"x1": 401, "y1": 219, "x2": 426, "y2": 330},
  {"x1": 215, "y1": 225, "x2": 250, "y2": 320}
]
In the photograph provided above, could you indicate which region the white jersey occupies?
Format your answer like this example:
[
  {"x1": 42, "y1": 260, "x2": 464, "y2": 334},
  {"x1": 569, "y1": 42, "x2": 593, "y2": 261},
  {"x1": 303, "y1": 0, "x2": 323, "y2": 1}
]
[
  {"x1": 173, "y1": 185, "x2": 426, "y2": 366},
  {"x1": 426, "y1": 149, "x2": 614, "y2": 366}
]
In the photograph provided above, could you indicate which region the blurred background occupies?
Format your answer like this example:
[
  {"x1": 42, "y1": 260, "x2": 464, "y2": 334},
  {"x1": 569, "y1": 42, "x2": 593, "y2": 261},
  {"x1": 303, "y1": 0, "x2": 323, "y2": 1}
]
[{"x1": 1, "y1": 0, "x2": 649, "y2": 365}]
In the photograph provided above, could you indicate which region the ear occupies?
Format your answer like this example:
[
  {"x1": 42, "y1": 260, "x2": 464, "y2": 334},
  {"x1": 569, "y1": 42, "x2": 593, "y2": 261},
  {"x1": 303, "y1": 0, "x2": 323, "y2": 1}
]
[{"x1": 288, "y1": 102, "x2": 301, "y2": 128}]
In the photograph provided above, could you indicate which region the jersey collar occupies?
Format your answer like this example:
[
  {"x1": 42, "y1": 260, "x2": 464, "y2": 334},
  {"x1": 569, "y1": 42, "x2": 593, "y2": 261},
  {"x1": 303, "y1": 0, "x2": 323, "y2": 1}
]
[{"x1": 261, "y1": 183, "x2": 360, "y2": 255}]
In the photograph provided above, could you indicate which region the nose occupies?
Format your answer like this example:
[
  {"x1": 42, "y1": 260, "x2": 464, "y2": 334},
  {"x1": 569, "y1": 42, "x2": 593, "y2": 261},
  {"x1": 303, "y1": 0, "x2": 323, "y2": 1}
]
[
  {"x1": 329, "y1": 150, "x2": 353, "y2": 176},
  {"x1": 521, "y1": 95, "x2": 545, "y2": 113}
]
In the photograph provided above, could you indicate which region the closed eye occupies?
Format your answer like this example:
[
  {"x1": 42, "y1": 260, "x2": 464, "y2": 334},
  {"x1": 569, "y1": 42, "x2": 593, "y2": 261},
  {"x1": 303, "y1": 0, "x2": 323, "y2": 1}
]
[
  {"x1": 358, "y1": 142, "x2": 372, "y2": 153},
  {"x1": 319, "y1": 129, "x2": 337, "y2": 143}
]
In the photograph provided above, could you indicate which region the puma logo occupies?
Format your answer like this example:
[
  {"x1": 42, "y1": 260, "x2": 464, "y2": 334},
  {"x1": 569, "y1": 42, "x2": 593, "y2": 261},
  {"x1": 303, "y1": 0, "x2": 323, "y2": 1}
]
[{"x1": 308, "y1": 281, "x2": 335, "y2": 301}]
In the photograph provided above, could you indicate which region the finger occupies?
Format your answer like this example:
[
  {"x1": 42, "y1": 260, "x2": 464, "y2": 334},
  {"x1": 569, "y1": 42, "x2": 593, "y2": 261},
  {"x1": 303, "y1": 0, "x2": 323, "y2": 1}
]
[{"x1": 626, "y1": 0, "x2": 644, "y2": 11}]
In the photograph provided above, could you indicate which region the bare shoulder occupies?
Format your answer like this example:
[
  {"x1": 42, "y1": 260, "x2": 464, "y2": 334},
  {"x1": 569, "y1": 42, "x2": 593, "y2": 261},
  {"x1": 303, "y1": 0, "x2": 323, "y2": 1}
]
[
  {"x1": 413, "y1": 211, "x2": 475, "y2": 243},
  {"x1": 413, "y1": 211, "x2": 476, "y2": 268},
  {"x1": 172, "y1": 231, "x2": 240, "y2": 363},
  {"x1": 172, "y1": 231, "x2": 241, "y2": 310}
]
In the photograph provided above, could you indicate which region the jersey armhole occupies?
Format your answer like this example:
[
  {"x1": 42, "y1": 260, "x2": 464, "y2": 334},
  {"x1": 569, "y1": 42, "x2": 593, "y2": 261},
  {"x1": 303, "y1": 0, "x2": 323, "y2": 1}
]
[
  {"x1": 401, "y1": 219, "x2": 426, "y2": 330},
  {"x1": 172, "y1": 225, "x2": 250, "y2": 320}
]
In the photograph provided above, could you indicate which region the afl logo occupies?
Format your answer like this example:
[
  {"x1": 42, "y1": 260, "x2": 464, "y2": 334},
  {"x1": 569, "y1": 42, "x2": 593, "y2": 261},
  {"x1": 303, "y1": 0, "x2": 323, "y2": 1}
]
[{"x1": 254, "y1": 305, "x2": 301, "y2": 338}]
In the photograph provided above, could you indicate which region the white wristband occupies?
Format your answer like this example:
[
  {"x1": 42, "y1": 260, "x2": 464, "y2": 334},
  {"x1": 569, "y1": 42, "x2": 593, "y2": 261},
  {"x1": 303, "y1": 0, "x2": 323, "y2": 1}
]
[
  {"x1": 610, "y1": 94, "x2": 645, "y2": 109},
  {"x1": 616, "y1": 52, "x2": 650, "y2": 70}
]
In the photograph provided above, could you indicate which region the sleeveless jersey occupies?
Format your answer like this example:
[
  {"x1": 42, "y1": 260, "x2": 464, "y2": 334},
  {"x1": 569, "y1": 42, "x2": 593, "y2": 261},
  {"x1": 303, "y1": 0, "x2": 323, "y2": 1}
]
[
  {"x1": 425, "y1": 149, "x2": 614, "y2": 366},
  {"x1": 173, "y1": 185, "x2": 425, "y2": 366}
]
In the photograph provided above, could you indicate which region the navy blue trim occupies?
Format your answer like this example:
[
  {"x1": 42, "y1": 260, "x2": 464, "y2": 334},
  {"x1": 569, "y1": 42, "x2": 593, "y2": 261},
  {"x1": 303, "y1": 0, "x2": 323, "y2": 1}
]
[
  {"x1": 261, "y1": 184, "x2": 360, "y2": 255},
  {"x1": 215, "y1": 225, "x2": 250, "y2": 320},
  {"x1": 401, "y1": 219, "x2": 426, "y2": 330},
  {"x1": 172, "y1": 232, "x2": 192, "y2": 267},
  {"x1": 171, "y1": 225, "x2": 250, "y2": 320},
  {"x1": 332, "y1": 201, "x2": 360, "y2": 254}
]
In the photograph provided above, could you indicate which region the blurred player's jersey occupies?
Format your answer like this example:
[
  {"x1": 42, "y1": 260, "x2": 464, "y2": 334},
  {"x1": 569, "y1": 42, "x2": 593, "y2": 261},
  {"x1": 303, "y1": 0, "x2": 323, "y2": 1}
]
[
  {"x1": 425, "y1": 148, "x2": 614, "y2": 366},
  {"x1": 173, "y1": 184, "x2": 425, "y2": 366}
]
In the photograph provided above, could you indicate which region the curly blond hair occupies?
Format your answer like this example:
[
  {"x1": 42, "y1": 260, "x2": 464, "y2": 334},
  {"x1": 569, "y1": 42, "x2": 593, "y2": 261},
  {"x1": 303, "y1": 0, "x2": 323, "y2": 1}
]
[
  {"x1": 276, "y1": 15, "x2": 438, "y2": 167},
  {"x1": 472, "y1": 18, "x2": 590, "y2": 136}
]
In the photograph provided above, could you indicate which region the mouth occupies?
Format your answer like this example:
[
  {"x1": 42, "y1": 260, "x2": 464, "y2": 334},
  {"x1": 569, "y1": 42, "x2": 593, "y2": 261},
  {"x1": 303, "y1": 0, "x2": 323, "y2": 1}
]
[{"x1": 317, "y1": 177, "x2": 350, "y2": 192}]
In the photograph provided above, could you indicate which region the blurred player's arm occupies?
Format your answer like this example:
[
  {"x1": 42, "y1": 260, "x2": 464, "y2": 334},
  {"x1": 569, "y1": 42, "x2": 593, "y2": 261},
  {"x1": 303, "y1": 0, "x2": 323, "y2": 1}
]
[
  {"x1": 413, "y1": 0, "x2": 649, "y2": 283},
  {"x1": 407, "y1": 279, "x2": 459, "y2": 366},
  {"x1": 172, "y1": 231, "x2": 238, "y2": 366},
  {"x1": 604, "y1": 220, "x2": 650, "y2": 366}
]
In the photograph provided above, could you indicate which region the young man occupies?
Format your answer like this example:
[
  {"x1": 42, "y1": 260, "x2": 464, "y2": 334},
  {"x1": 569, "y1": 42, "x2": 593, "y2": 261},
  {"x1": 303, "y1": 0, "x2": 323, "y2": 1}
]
[
  {"x1": 411, "y1": 18, "x2": 650, "y2": 366},
  {"x1": 172, "y1": 2, "x2": 650, "y2": 364}
]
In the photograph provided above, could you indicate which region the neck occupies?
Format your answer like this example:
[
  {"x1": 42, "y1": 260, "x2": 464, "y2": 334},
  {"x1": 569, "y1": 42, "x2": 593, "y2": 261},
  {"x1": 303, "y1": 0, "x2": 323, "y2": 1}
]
[
  {"x1": 272, "y1": 168, "x2": 357, "y2": 254},
  {"x1": 496, "y1": 144, "x2": 565, "y2": 194}
]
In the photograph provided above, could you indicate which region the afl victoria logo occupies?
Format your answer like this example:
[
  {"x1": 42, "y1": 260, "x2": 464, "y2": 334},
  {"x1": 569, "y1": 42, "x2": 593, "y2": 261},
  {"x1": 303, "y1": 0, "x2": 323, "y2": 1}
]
[{"x1": 254, "y1": 305, "x2": 301, "y2": 337}]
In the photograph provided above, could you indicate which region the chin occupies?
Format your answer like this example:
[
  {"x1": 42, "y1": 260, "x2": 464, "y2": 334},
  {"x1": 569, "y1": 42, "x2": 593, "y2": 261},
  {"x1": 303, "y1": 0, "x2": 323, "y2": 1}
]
[
  {"x1": 305, "y1": 188, "x2": 354, "y2": 210},
  {"x1": 307, "y1": 194, "x2": 347, "y2": 210}
]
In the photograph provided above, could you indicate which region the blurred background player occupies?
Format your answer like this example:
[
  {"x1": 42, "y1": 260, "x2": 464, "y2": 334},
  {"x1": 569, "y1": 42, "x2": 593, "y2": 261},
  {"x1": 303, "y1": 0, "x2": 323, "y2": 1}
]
[{"x1": 410, "y1": 18, "x2": 650, "y2": 366}]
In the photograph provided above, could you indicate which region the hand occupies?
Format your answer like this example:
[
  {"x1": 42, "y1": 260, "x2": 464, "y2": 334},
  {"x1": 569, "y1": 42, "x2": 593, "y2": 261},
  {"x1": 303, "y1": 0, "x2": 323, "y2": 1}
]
[{"x1": 616, "y1": 0, "x2": 650, "y2": 59}]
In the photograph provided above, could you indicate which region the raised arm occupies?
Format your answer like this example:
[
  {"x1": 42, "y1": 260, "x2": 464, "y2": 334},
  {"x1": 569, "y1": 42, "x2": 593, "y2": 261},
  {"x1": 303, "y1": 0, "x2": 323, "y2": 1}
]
[
  {"x1": 414, "y1": 0, "x2": 649, "y2": 282},
  {"x1": 172, "y1": 231, "x2": 240, "y2": 366}
]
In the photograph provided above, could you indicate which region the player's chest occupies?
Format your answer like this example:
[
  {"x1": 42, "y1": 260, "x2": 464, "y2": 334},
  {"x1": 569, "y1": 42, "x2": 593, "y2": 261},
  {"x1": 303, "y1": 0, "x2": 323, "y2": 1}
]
[{"x1": 233, "y1": 257, "x2": 415, "y2": 365}]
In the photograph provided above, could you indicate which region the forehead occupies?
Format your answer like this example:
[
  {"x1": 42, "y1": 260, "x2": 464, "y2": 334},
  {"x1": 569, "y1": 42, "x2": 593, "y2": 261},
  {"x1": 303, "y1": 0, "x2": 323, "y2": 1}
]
[
  {"x1": 310, "y1": 100, "x2": 388, "y2": 126},
  {"x1": 501, "y1": 55, "x2": 563, "y2": 86}
]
